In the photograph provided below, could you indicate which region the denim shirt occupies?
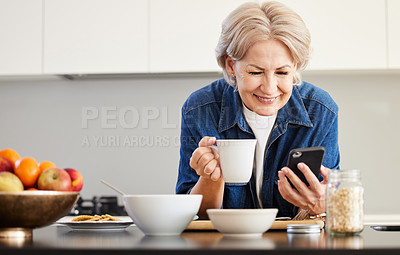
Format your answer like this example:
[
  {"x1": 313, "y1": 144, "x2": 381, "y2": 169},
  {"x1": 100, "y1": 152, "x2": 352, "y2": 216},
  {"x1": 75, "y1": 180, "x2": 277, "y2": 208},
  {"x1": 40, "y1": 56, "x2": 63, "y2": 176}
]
[{"x1": 176, "y1": 78, "x2": 340, "y2": 217}]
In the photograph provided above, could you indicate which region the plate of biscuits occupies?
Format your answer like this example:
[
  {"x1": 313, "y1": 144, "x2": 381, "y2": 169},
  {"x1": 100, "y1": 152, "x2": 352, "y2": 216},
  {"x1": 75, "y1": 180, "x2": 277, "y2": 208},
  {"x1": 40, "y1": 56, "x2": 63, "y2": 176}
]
[{"x1": 56, "y1": 214, "x2": 133, "y2": 230}]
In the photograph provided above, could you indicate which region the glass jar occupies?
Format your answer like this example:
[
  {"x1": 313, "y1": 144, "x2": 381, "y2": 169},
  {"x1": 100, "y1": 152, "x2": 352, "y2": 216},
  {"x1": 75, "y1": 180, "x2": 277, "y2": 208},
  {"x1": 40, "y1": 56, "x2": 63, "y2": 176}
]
[{"x1": 326, "y1": 169, "x2": 364, "y2": 236}]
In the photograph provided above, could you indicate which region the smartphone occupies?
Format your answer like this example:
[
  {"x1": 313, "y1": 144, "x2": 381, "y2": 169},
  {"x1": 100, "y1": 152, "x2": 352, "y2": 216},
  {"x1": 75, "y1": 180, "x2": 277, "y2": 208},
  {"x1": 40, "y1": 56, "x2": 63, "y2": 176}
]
[
  {"x1": 371, "y1": 225, "x2": 400, "y2": 231},
  {"x1": 286, "y1": 146, "x2": 325, "y2": 187}
]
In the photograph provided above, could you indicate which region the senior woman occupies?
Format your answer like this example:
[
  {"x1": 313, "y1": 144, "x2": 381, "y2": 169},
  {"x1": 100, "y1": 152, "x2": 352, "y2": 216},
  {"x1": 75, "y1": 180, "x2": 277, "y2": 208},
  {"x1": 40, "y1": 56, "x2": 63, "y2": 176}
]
[{"x1": 176, "y1": 1, "x2": 340, "y2": 219}]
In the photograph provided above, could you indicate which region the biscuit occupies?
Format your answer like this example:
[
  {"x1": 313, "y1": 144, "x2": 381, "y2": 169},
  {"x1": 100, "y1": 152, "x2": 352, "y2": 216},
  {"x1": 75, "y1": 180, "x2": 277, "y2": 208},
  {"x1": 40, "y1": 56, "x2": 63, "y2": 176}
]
[
  {"x1": 71, "y1": 215, "x2": 94, "y2": 221},
  {"x1": 72, "y1": 214, "x2": 121, "y2": 222}
]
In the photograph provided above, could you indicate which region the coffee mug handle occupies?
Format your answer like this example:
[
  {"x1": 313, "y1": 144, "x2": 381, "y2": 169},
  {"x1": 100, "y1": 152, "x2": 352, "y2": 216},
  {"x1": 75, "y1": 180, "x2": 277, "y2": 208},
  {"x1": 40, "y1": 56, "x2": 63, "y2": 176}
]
[{"x1": 208, "y1": 145, "x2": 220, "y2": 159}]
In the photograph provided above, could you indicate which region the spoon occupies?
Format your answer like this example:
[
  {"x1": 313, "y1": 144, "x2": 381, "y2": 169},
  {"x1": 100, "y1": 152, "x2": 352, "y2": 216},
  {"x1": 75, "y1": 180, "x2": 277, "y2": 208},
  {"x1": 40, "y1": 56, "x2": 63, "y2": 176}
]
[{"x1": 101, "y1": 180, "x2": 126, "y2": 196}]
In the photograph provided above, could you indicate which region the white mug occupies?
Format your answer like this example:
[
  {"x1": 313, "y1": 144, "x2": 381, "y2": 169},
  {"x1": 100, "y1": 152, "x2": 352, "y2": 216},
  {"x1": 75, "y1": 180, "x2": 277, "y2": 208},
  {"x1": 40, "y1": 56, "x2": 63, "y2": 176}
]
[{"x1": 213, "y1": 139, "x2": 257, "y2": 183}]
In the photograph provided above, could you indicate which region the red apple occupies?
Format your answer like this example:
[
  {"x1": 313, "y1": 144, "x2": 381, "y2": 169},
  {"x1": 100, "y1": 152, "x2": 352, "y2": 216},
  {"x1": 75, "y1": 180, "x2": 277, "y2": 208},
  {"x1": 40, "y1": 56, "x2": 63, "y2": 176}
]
[
  {"x1": 0, "y1": 157, "x2": 14, "y2": 173},
  {"x1": 65, "y1": 168, "x2": 84, "y2": 192},
  {"x1": 37, "y1": 167, "x2": 72, "y2": 191}
]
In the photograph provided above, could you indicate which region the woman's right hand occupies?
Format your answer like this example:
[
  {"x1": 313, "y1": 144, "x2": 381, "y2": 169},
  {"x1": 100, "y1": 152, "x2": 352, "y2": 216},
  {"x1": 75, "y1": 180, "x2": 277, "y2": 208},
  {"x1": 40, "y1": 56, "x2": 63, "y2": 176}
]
[
  {"x1": 189, "y1": 136, "x2": 224, "y2": 219},
  {"x1": 189, "y1": 136, "x2": 222, "y2": 181}
]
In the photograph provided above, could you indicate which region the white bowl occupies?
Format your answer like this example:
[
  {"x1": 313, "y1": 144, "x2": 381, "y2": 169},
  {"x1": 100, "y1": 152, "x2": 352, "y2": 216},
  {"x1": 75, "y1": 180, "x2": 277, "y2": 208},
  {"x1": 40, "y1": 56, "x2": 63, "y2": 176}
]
[
  {"x1": 207, "y1": 208, "x2": 278, "y2": 238},
  {"x1": 123, "y1": 194, "x2": 202, "y2": 236}
]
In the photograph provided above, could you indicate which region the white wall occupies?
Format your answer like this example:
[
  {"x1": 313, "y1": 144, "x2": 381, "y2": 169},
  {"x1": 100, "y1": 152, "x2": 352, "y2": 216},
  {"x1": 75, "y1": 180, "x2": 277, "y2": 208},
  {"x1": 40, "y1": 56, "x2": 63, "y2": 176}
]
[
  {"x1": 304, "y1": 71, "x2": 400, "y2": 214},
  {"x1": 0, "y1": 72, "x2": 399, "y2": 214}
]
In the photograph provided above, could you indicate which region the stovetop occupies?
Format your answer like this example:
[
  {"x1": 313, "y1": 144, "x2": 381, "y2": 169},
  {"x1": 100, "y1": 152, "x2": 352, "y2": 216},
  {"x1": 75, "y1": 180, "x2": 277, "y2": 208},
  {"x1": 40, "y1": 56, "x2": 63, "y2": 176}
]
[{"x1": 69, "y1": 196, "x2": 127, "y2": 216}]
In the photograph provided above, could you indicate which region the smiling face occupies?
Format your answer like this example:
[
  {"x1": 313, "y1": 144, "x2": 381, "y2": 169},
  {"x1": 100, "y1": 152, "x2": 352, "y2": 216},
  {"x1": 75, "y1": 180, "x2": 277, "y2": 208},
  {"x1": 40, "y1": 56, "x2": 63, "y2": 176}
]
[{"x1": 225, "y1": 40, "x2": 297, "y2": 116}]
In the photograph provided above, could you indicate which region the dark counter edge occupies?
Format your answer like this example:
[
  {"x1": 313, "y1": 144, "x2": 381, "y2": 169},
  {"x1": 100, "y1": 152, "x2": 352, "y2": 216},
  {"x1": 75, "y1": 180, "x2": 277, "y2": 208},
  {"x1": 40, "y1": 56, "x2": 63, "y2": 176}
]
[{"x1": 1, "y1": 248, "x2": 399, "y2": 255}]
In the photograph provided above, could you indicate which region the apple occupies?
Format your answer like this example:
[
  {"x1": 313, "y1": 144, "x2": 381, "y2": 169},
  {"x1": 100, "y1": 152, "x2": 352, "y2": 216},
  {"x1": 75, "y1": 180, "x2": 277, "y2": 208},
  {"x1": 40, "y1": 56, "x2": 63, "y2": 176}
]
[
  {"x1": 37, "y1": 167, "x2": 72, "y2": 191},
  {"x1": 65, "y1": 168, "x2": 84, "y2": 192},
  {"x1": 0, "y1": 157, "x2": 14, "y2": 173},
  {"x1": 0, "y1": 172, "x2": 24, "y2": 191}
]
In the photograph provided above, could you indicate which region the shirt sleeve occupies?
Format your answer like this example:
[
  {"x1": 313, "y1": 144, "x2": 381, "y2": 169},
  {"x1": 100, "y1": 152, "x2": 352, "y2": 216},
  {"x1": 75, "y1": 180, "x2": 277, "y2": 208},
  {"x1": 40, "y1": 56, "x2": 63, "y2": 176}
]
[
  {"x1": 175, "y1": 106, "x2": 200, "y2": 194},
  {"x1": 321, "y1": 111, "x2": 340, "y2": 170}
]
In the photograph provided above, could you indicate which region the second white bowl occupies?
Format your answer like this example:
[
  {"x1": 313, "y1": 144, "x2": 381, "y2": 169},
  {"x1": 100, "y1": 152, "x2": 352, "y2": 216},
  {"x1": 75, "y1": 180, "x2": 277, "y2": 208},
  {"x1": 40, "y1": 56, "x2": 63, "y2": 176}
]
[
  {"x1": 123, "y1": 194, "x2": 202, "y2": 236},
  {"x1": 207, "y1": 208, "x2": 278, "y2": 238}
]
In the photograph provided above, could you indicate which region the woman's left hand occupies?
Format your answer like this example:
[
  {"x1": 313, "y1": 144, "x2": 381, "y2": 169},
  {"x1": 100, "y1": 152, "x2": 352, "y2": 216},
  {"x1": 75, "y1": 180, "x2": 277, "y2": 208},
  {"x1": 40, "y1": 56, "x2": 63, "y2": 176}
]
[{"x1": 277, "y1": 163, "x2": 329, "y2": 215}]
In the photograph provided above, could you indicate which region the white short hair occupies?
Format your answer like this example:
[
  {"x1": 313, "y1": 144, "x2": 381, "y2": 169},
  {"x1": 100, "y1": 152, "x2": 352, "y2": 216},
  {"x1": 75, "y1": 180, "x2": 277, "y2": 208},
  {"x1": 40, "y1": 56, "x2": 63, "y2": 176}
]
[{"x1": 215, "y1": 1, "x2": 311, "y2": 87}]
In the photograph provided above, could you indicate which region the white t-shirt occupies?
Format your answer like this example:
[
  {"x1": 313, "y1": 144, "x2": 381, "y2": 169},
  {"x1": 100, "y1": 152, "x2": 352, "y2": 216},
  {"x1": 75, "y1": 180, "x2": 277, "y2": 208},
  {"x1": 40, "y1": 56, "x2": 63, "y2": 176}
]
[{"x1": 242, "y1": 103, "x2": 277, "y2": 208}]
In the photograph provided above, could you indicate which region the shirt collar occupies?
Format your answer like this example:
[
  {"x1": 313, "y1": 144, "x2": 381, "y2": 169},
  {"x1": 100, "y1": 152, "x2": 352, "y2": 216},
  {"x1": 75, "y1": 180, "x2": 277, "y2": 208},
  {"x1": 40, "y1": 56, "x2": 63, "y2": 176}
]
[
  {"x1": 218, "y1": 83, "x2": 312, "y2": 133},
  {"x1": 277, "y1": 85, "x2": 313, "y2": 128},
  {"x1": 218, "y1": 84, "x2": 252, "y2": 133}
]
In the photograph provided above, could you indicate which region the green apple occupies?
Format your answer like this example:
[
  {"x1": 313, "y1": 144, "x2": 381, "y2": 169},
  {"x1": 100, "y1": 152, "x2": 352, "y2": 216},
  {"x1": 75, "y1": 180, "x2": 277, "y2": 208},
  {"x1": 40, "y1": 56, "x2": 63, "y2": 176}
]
[{"x1": 0, "y1": 172, "x2": 24, "y2": 191}]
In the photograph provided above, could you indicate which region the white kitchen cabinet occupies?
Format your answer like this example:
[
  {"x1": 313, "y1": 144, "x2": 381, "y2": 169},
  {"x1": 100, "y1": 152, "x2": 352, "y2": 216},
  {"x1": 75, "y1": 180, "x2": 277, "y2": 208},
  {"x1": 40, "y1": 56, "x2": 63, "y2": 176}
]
[
  {"x1": 44, "y1": 0, "x2": 148, "y2": 74},
  {"x1": 278, "y1": 0, "x2": 387, "y2": 70},
  {"x1": 149, "y1": 0, "x2": 253, "y2": 73},
  {"x1": 0, "y1": 0, "x2": 395, "y2": 76},
  {"x1": 388, "y1": 0, "x2": 400, "y2": 68},
  {"x1": 0, "y1": 0, "x2": 42, "y2": 75},
  {"x1": 150, "y1": 0, "x2": 387, "y2": 73}
]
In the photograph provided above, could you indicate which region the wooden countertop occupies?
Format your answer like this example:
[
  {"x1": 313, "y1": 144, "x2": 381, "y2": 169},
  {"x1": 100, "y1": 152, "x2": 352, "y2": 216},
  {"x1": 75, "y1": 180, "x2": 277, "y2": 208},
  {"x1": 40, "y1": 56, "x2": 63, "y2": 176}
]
[{"x1": 186, "y1": 219, "x2": 324, "y2": 230}]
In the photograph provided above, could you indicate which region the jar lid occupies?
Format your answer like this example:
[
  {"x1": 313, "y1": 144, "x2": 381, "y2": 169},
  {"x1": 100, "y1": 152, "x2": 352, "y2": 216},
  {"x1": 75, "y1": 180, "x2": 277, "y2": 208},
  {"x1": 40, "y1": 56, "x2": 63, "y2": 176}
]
[
  {"x1": 329, "y1": 169, "x2": 361, "y2": 181},
  {"x1": 287, "y1": 224, "x2": 321, "y2": 234}
]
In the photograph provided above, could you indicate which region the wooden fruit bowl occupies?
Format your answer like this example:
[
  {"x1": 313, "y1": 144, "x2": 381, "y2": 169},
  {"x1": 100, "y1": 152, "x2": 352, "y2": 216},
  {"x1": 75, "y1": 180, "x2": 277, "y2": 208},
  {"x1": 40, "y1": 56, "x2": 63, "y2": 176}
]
[{"x1": 0, "y1": 190, "x2": 79, "y2": 238}]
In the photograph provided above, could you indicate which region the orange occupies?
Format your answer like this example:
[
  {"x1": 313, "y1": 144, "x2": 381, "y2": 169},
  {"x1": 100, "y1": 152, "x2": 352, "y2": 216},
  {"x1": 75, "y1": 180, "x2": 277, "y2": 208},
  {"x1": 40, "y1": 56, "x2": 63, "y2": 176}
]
[
  {"x1": 26, "y1": 187, "x2": 39, "y2": 191},
  {"x1": 14, "y1": 157, "x2": 40, "y2": 188},
  {"x1": 38, "y1": 161, "x2": 56, "y2": 174},
  {"x1": 0, "y1": 148, "x2": 21, "y2": 166}
]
